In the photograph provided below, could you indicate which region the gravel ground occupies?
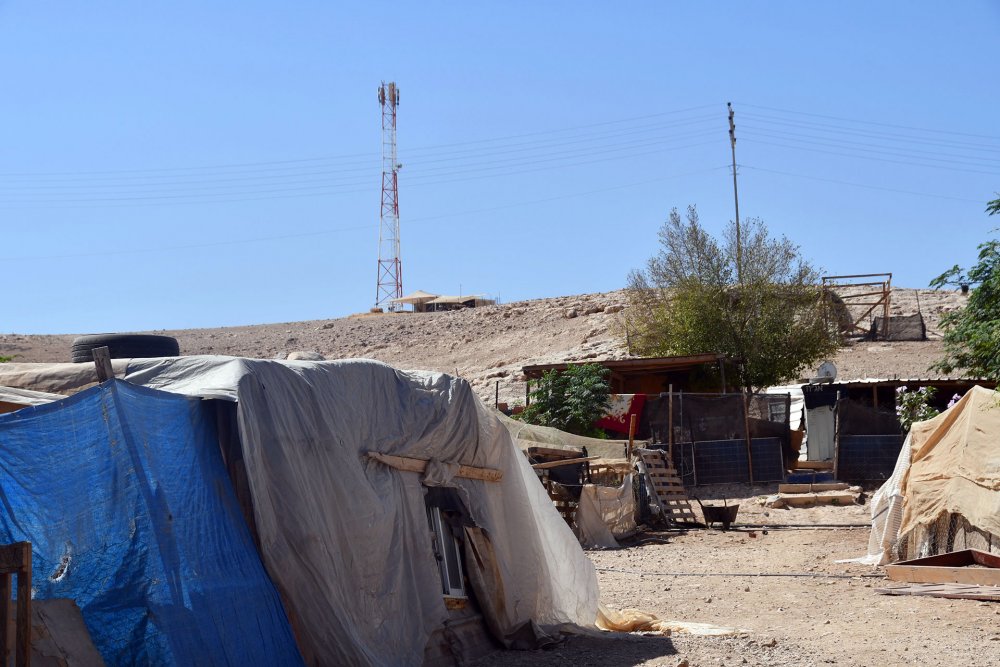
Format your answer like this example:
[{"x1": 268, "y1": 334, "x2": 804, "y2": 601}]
[{"x1": 475, "y1": 486, "x2": 1000, "y2": 667}]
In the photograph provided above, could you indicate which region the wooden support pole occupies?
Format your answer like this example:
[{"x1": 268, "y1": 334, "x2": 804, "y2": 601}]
[
  {"x1": 367, "y1": 452, "x2": 502, "y2": 482},
  {"x1": 495, "y1": 381, "x2": 499, "y2": 410},
  {"x1": 15, "y1": 549, "x2": 29, "y2": 667},
  {"x1": 92, "y1": 345, "x2": 114, "y2": 382},
  {"x1": 668, "y1": 384, "x2": 674, "y2": 460},
  {"x1": 0, "y1": 572, "x2": 9, "y2": 667},
  {"x1": 0, "y1": 542, "x2": 31, "y2": 667},
  {"x1": 627, "y1": 413, "x2": 637, "y2": 460},
  {"x1": 743, "y1": 391, "x2": 755, "y2": 484}
]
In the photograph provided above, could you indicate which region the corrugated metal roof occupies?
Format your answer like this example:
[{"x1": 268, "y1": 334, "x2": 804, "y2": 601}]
[{"x1": 804, "y1": 377, "x2": 995, "y2": 387}]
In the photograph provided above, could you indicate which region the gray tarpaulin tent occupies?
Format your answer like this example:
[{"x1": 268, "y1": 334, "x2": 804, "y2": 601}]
[{"x1": 122, "y1": 356, "x2": 599, "y2": 665}]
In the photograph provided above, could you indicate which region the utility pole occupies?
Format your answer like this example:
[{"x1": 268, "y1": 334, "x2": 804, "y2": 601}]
[{"x1": 728, "y1": 102, "x2": 741, "y2": 284}]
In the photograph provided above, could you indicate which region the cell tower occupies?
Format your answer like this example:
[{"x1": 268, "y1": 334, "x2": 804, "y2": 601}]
[{"x1": 375, "y1": 81, "x2": 403, "y2": 311}]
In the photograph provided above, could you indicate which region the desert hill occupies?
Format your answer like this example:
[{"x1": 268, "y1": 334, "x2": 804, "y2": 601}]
[{"x1": 1, "y1": 287, "x2": 967, "y2": 404}]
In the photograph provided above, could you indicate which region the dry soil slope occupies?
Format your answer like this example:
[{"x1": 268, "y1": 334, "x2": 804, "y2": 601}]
[{"x1": 1, "y1": 288, "x2": 967, "y2": 404}]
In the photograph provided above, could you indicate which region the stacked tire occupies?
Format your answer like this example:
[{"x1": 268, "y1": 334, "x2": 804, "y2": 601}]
[{"x1": 70, "y1": 334, "x2": 180, "y2": 363}]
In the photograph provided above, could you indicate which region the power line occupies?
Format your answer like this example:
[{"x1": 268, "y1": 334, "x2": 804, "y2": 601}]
[
  {"x1": 739, "y1": 126, "x2": 1000, "y2": 170},
  {"x1": 741, "y1": 138, "x2": 1000, "y2": 177},
  {"x1": 739, "y1": 164, "x2": 984, "y2": 203},
  {"x1": 0, "y1": 104, "x2": 720, "y2": 179},
  {"x1": 735, "y1": 102, "x2": 1000, "y2": 142},
  {"x1": 740, "y1": 112, "x2": 1000, "y2": 153},
  {"x1": 0, "y1": 166, "x2": 726, "y2": 260}
]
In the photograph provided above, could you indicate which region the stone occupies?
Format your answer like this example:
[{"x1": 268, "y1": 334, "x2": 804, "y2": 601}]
[{"x1": 287, "y1": 350, "x2": 326, "y2": 361}]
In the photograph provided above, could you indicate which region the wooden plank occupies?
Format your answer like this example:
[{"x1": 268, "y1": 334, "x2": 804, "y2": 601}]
[
  {"x1": 886, "y1": 564, "x2": 1000, "y2": 587},
  {"x1": 366, "y1": 452, "x2": 502, "y2": 482},
  {"x1": 0, "y1": 572, "x2": 9, "y2": 667},
  {"x1": 778, "y1": 482, "x2": 851, "y2": 494},
  {"x1": 0, "y1": 543, "x2": 29, "y2": 572},
  {"x1": 15, "y1": 548, "x2": 29, "y2": 667},
  {"x1": 792, "y1": 461, "x2": 835, "y2": 470},
  {"x1": 774, "y1": 492, "x2": 857, "y2": 507},
  {"x1": 526, "y1": 446, "x2": 584, "y2": 460},
  {"x1": 92, "y1": 345, "x2": 114, "y2": 382},
  {"x1": 531, "y1": 456, "x2": 600, "y2": 470},
  {"x1": 876, "y1": 583, "x2": 1000, "y2": 601}
]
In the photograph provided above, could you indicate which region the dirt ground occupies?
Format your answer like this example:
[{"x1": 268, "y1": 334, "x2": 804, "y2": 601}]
[{"x1": 475, "y1": 485, "x2": 1000, "y2": 667}]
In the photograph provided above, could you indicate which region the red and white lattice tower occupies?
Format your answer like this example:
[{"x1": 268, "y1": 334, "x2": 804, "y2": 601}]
[{"x1": 375, "y1": 81, "x2": 403, "y2": 311}]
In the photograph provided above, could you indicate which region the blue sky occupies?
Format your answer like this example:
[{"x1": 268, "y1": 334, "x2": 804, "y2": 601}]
[{"x1": 2, "y1": 2, "x2": 997, "y2": 333}]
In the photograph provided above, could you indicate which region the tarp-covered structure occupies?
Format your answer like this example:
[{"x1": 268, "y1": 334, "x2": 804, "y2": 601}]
[
  {"x1": 0, "y1": 380, "x2": 304, "y2": 665},
  {"x1": 121, "y1": 356, "x2": 598, "y2": 665},
  {"x1": 861, "y1": 385, "x2": 1000, "y2": 564}
]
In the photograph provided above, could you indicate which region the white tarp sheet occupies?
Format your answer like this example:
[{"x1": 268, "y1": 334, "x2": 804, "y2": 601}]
[
  {"x1": 123, "y1": 355, "x2": 599, "y2": 666},
  {"x1": 575, "y1": 474, "x2": 637, "y2": 548}
]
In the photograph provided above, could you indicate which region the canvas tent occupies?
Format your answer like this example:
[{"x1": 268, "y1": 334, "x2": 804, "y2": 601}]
[
  {"x1": 1, "y1": 356, "x2": 600, "y2": 665},
  {"x1": 860, "y1": 385, "x2": 1000, "y2": 564}
]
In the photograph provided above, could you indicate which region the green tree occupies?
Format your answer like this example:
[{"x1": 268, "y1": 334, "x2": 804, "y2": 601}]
[
  {"x1": 624, "y1": 205, "x2": 838, "y2": 393},
  {"x1": 518, "y1": 363, "x2": 611, "y2": 437},
  {"x1": 929, "y1": 195, "x2": 1000, "y2": 378}
]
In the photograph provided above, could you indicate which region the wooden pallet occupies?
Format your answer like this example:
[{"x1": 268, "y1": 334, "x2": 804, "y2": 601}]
[{"x1": 639, "y1": 450, "x2": 698, "y2": 525}]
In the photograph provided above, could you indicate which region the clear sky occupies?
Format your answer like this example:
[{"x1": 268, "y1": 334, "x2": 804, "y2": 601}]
[{"x1": 2, "y1": 1, "x2": 998, "y2": 334}]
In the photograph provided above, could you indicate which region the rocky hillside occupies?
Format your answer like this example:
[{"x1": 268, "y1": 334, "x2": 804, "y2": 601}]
[{"x1": 1, "y1": 287, "x2": 968, "y2": 404}]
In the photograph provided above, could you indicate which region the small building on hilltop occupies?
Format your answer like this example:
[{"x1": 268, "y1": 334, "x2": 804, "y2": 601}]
[{"x1": 390, "y1": 291, "x2": 496, "y2": 312}]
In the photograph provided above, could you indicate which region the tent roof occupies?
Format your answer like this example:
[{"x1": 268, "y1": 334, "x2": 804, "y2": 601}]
[
  {"x1": 899, "y1": 384, "x2": 1000, "y2": 539},
  {"x1": 390, "y1": 290, "x2": 439, "y2": 304},
  {"x1": 426, "y1": 295, "x2": 485, "y2": 304}
]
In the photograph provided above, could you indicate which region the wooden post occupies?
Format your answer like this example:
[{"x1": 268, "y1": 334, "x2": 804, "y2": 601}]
[
  {"x1": 525, "y1": 380, "x2": 530, "y2": 407},
  {"x1": 667, "y1": 384, "x2": 674, "y2": 460},
  {"x1": 93, "y1": 345, "x2": 114, "y2": 382},
  {"x1": 743, "y1": 391, "x2": 755, "y2": 484},
  {"x1": 0, "y1": 542, "x2": 31, "y2": 667},
  {"x1": 627, "y1": 413, "x2": 637, "y2": 460},
  {"x1": 833, "y1": 391, "x2": 842, "y2": 480},
  {"x1": 15, "y1": 548, "x2": 29, "y2": 667},
  {"x1": 0, "y1": 570, "x2": 9, "y2": 667},
  {"x1": 495, "y1": 381, "x2": 499, "y2": 410}
]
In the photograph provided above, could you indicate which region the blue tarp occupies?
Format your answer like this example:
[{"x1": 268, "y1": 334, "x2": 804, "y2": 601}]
[{"x1": 0, "y1": 380, "x2": 303, "y2": 666}]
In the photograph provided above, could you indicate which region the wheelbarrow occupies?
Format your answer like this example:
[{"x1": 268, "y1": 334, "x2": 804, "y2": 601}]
[{"x1": 693, "y1": 497, "x2": 740, "y2": 530}]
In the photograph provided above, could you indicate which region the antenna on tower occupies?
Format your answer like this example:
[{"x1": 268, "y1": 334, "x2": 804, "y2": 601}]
[{"x1": 375, "y1": 81, "x2": 403, "y2": 311}]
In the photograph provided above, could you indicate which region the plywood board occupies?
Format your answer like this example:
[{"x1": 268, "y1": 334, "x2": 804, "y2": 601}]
[
  {"x1": 876, "y1": 583, "x2": 1000, "y2": 602},
  {"x1": 885, "y1": 549, "x2": 1000, "y2": 586}
]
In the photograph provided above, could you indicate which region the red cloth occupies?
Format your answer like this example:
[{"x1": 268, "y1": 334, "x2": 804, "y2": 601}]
[{"x1": 594, "y1": 393, "x2": 646, "y2": 435}]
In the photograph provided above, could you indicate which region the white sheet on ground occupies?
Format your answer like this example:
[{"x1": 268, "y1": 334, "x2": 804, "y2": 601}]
[{"x1": 124, "y1": 356, "x2": 599, "y2": 666}]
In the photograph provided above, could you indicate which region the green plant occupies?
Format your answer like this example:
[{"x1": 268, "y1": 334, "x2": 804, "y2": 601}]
[
  {"x1": 624, "y1": 205, "x2": 838, "y2": 392},
  {"x1": 517, "y1": 363, "x2": 611, "y2": 437},
  {"x1": 0, "y1": 355, "x2": 12, "y2": 363},
  {"x1": 930, "y1": 195, "x2": 1000, "y2": 379},
  {"x1": 895, "y1": 386, "x2": 940, "y2": 432}
]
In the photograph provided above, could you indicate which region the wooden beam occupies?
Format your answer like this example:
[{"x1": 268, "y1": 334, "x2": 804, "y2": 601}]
[
  {"x1": 15, "y1": 549, "x2": 29, "y2": 667},
  {"x1": 0, "y1": 542, "x2": 30, "y2": 667},
  {"x1": 92, "y1": 345, "x2": 114, "y2": 382},
  {"x1": 531, "y1": 456, "x2": 601, "y2": 470},
  {"x1": 778, "y1": 482, "x2": 851, "y2": 494},
  {"x1": 0, "y1": 573, "x2": 9, "y2": 667},
  {"x1": 366, "y1": 452, "x2": 502, "y2": 482}
]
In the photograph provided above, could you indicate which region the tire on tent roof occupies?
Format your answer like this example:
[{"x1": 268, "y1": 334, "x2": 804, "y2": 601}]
[{"x1": 70, "y1": 334, "x2": 180, "y2": 363}]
